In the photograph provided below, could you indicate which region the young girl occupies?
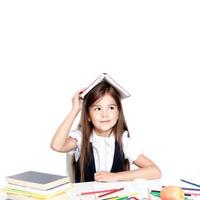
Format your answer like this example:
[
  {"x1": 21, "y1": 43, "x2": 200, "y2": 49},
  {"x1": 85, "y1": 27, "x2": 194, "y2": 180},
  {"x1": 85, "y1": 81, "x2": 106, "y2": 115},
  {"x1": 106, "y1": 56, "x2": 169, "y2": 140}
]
[{"x1": 51, "y1": 81, "x2": 161, "y2": 182}]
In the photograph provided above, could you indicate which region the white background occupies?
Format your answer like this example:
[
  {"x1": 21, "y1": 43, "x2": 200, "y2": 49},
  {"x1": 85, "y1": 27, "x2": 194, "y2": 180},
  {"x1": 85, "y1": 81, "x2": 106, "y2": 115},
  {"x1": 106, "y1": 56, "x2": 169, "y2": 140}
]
[{"x1": 0, "y1": 1, "x2": 200, "y2": 186}]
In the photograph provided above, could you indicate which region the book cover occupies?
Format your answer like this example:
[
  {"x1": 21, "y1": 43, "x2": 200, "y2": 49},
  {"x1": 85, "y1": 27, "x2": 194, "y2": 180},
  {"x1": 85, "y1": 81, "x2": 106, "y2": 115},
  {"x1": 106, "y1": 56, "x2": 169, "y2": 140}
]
[
  {"x1": 80, "y1": 73, "x2": 131, "y2": 99},
  {"x1": 5, "y1": 171, "x2": 70, "y2": 191}
]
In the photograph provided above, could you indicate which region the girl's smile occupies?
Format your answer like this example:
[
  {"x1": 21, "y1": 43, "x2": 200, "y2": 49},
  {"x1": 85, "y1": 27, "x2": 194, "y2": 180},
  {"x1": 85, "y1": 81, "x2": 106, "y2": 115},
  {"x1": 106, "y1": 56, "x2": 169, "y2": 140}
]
[{"x1": 99, "y1": 120, "x2": 111, "y2": 123}]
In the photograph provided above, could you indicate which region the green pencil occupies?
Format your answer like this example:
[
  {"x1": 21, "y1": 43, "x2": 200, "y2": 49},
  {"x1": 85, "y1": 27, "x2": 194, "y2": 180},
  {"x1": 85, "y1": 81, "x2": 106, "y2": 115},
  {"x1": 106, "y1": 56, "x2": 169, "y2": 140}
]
[
  {"x1": 102, "y1": 192, "x2": 138, "y2": 200},
  {"x1": 116, "y1": 193, "x2": 139, "y2": 200},
  {"x1": 151, "y1": 191, "x2": 160, "y2": 197}
]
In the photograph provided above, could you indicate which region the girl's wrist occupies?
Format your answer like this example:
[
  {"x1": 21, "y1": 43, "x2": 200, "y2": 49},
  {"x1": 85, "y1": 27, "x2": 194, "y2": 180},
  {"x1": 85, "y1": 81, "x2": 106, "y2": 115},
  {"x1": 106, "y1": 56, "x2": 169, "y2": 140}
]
[{"x1": 70, "y1": 108, "x2": 80, "y2": 117}]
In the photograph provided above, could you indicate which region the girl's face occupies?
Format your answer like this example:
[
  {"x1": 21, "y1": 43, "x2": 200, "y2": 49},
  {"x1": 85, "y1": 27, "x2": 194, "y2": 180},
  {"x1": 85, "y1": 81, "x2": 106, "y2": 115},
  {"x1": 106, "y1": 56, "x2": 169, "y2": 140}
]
[{"x1": 88, "y1": 93, "x2": 119, "y2": 137}]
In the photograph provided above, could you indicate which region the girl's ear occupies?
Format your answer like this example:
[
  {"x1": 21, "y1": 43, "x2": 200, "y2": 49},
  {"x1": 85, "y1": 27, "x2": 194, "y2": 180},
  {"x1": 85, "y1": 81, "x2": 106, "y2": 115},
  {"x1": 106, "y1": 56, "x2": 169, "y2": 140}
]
[{"x1": 88, "y1": 117, "x2": 91, "y2": 122}]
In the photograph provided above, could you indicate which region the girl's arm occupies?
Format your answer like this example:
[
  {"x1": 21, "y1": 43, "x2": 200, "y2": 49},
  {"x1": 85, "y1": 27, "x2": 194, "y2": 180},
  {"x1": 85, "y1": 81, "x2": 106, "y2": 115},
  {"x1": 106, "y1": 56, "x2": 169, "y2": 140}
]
[
  {"x1": 50, "y1": 89, "x2": 84, "y2": 153},
  {"x1": 94, "y1": 154, "x2": 162, "y2": 182}
]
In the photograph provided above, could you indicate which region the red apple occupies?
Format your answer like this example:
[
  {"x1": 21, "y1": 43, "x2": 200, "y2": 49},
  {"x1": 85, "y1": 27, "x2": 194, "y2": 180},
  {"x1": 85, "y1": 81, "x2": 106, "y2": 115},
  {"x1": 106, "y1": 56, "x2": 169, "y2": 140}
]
[{"x1": 160, "y1": 186, "x2": 185, "y2": 200}]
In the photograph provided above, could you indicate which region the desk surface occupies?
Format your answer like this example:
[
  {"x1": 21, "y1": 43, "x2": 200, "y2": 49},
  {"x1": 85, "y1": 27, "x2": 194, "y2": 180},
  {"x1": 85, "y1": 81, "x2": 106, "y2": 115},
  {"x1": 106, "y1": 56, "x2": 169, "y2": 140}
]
[
  {"x1": 68, "y1": 179, "x2": 162, "y2": 200},
  {"x1": 0, "y1": 179, "x2": 162, "y2": 200}
]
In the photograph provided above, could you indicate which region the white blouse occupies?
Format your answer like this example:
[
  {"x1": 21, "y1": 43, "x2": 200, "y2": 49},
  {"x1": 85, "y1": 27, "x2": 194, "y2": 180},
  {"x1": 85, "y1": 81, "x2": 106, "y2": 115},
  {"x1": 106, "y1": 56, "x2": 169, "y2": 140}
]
[{"x1": 68, "y1": 130, "x2": 142, "y2": 172}]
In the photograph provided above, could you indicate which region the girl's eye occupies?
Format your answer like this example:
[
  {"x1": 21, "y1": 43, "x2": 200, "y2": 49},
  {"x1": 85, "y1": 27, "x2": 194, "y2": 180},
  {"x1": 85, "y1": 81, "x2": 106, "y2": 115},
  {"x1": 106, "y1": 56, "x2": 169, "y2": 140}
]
[
  {"x1": 109, "y1": 106, "x2": 115, "y2": 110},
  {"x1": 94, "y1": 107, "x2": 101, "y2": 111}
]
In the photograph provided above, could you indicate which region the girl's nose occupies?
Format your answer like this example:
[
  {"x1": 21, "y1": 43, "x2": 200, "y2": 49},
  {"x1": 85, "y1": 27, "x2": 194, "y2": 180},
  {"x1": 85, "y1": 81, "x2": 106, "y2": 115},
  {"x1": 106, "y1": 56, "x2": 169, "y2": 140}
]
[{"x1": 102, "y1": 109, "x2": 108, "y2": 117}]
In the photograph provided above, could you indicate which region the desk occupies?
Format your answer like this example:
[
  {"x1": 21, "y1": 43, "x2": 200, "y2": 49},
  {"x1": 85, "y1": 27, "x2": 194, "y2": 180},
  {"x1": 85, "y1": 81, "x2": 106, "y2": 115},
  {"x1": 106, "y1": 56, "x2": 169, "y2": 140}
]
[
  {"x1": 1, "y1": 173, "x2": 200, "y2": 199},
  {"x1": 0, "y1": 179, "x2": 162, "y2": 200},
  {"x1": 67, "y1": 179, "x2": 162, "y2": 200}
]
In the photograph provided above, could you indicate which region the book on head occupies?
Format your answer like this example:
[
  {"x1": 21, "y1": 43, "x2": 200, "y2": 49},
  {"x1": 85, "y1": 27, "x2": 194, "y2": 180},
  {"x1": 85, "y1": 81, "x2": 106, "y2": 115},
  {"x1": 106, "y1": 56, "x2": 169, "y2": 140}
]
[
  {"x1": 79, "y1": 73, "x2": 131, "y2": 99},
  {"x1": 5, "y1": 171, "x2": 70, "y2": 191}
]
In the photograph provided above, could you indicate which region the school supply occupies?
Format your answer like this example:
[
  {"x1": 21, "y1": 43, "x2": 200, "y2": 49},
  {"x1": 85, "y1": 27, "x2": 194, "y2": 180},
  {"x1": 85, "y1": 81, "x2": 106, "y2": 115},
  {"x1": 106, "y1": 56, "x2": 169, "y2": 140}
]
[
  {"x1": 5, "y1": 192, "x2": 69, "y2": 200},
  {"x1": 180, "y1": 179, "x2": 200, "y2": 188},
  {"x1": 151, "y1": 190, "x2": 192, "y2": 197},
  {"x1": 2, "y1": 182, "x2": 72, "y2": 198},
  {"x1": 79, "y1": 73, "x2": 131, "y2": 99},
  {"x1": 1, "y1": 171, "x2": 71, "y2": 200},
  {"x1": 162, "y1": 186, "x2": 200, "y2": 192},
  {"x1": 81, "y1": 188, "x2": 120, "y2": 195},
  {"x1": 98, "y1": 187, "x2": 124, "y2": 198},
  {"x1": 101, "y1": 192, "x2": 139, "y2": 200},
  {"x1": 5, "y1": 171, "x2": 70, "y2": 190},
  {"x1": 91, "y1": 179, "x2": 151, "y2": 200},
  {"x1": 180, "y1": 187, "x2": 200, "y2": 191}
]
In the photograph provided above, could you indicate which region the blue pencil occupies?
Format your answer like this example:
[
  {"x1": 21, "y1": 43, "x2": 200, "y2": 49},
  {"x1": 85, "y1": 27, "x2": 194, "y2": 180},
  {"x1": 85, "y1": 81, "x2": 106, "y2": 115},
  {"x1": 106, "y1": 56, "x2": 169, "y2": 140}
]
[
  {"x1": 181, "y1": 187, "x2": 200, "y2": 191},
  {"x1": 180, "y1": 179, "x2": 200, "y2": 188},
  {"x1": 162, "y1": 185, "x2": 200, "y2": 191}
]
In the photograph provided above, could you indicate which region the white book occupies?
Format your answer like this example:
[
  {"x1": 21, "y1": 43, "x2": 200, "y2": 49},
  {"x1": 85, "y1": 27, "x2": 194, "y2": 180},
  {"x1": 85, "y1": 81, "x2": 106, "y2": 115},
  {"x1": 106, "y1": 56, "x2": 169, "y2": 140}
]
[{"x1": 80, "y1": 73, "x2": 131, "y2": 99}]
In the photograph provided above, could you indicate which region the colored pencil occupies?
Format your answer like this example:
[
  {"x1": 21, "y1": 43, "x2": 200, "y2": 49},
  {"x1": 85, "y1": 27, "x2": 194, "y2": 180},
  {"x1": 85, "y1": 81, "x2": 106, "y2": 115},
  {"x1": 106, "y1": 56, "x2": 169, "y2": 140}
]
[
  {"x1": 116, "y1": 196, "x2": 130, "y2": 200},
  {"x1": 181, "y1": 187, "x2": 200, "y2": 191},
  {"x1": 151, "y1": 190, "x2": 192, "y2": 197},
  {"x1": 162, "y1": 186, "x2": 200, "y2": 191},
  {"x1": 151, "y1": 191, "x2": 160, "y2": 197},
  {"x1": 127, "y1": 198, "x2": 138, "y2": 200},
  {"x1": 121, "y1": 196, "x2": 139, "y2": 200},
  {"x1": 102, "y1": 192, "x2": 138, "y2": 200},
  {"x1": 187, "y1": 193, "x2": 200, "y2": 196},
  {"x1": 81, "y1": 188, "x2": 117, "y2": 195},
  {"x1": 116, "y1": 195, "x2": 139, "y2": 200},
  {"x1": 180, "y1": 179, "x2": 200, "y2": 188},
  {"x1": 98, "y1": 187, "x2": 124, "y2": 198},
  {"x1": 102, "y1": 196, "x2": 118, "y2": 200}
]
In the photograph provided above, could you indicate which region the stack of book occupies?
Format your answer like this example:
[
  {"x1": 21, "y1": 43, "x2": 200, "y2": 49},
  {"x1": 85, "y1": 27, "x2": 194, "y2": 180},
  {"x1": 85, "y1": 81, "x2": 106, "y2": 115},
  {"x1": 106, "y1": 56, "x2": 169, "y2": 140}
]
[{"x1": 1, "y1": 171, "x2": 71, "y2": 200}]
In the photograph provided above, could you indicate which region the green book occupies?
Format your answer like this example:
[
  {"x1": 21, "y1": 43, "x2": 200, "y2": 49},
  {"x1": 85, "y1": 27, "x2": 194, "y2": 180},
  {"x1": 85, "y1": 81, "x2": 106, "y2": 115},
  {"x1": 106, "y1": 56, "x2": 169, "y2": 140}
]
[{"x1": 5, "y1": 171, "x2": 70, "y2": 190}]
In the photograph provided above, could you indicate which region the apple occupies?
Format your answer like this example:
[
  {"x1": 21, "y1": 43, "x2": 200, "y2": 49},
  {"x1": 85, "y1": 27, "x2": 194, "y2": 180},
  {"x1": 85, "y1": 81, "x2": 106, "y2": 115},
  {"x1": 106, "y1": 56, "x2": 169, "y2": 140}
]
[{"x1": 160, "y1": 186, "x2": 185, "y2": 200}]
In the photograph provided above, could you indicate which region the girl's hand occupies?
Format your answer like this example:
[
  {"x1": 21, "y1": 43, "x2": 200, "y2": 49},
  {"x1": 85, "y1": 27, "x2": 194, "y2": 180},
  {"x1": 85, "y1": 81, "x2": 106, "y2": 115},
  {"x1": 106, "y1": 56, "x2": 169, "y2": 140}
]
[
  {"x1": 94, "y1": 171, "x2": 117, "y2": 182},
  {"x1": 71, "y1": 88, "x2": 85, "y2": 114}
]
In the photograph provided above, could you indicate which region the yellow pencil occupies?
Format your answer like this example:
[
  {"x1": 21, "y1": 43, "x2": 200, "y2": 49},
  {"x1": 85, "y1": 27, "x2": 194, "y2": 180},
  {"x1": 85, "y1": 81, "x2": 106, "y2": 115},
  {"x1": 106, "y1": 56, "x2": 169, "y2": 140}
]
[{"x1": 102, "y1": 192, "x2": 138, "y2": 200}]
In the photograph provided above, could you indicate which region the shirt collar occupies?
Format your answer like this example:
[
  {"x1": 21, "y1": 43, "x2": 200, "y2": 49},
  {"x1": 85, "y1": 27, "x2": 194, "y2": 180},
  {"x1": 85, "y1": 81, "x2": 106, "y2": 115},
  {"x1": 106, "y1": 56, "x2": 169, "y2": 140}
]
[{"x1": 90, "y1": 130, "x2": 115, "y2": 146}]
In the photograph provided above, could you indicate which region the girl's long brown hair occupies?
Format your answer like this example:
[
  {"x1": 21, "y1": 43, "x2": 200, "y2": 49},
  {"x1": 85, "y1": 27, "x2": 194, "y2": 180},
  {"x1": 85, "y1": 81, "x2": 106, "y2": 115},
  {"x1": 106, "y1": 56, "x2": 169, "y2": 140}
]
[{"x1": 78, "y1": 81, "x2": 130, "y2": 181}]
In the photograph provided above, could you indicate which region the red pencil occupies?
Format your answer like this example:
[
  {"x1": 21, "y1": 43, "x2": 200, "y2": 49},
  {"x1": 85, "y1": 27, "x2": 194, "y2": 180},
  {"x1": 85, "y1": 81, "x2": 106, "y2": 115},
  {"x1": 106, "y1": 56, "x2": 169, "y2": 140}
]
[
  {"x1": 81, "y1": 188, "x2": 118, "y2": 195},
  {"x1": 98, "y1": 187, "x2": 124, "y2": 198}
]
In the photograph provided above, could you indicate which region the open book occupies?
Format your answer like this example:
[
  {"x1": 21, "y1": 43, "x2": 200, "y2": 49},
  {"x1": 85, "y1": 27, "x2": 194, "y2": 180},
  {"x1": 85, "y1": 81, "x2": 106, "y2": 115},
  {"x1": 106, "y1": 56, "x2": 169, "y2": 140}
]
[{"x1": 80, "y1": 73, "x2": 131, "y2": 99}]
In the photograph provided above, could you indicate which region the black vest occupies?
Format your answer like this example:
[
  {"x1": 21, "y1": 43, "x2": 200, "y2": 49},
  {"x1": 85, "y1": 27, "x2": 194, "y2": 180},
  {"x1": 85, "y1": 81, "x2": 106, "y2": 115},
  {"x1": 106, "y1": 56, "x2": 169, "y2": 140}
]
[{"x1": 74, "y1": 141, "x2": 125, "y2": 183}]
